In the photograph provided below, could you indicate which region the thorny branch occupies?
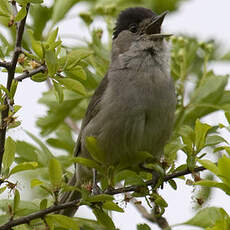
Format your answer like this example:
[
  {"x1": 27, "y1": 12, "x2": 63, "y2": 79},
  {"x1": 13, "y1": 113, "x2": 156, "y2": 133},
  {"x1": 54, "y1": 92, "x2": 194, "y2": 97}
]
[
  {"x1": 0, "y1": 165, "x2": 206, "y2": 230},
  {"x1": 0, "y1": 3, "x2": 30, "y2": 172}
]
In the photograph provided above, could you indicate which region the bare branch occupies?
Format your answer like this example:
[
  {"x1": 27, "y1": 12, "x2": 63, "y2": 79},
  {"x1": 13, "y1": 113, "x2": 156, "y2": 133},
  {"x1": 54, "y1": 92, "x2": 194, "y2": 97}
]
[
  {"x1": 0, "y1": 199, "x2": 81, "y2": 230},
  {"x1": 0, "y1": 61, "x2": 10, "y2": 69},
  {"x1": 15, "y1": 65, "x2": 47, "y2": 81},
  {"x1": 0, "y1": 3, "x2": 30, "y2": 172}
]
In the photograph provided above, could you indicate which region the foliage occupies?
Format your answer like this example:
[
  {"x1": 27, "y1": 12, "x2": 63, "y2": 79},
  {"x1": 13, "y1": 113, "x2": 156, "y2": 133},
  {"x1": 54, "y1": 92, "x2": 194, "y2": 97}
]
[{"x1": 0, "y1": 0, "x2": 230, "y2": 229}]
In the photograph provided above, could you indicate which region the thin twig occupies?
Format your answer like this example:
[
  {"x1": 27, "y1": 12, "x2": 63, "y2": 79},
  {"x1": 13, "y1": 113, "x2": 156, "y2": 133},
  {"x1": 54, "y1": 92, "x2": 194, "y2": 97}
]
[
  {"x1": 0, "y1": 3, "x2": 30, "y2": 172},
  {"x1": 129, "y1": 196, "x2": 171, "y2": 229},
  {"x1": 0, "y1": 199, "x2": 81, "y2": 230},
  {"x1": 15, "y1": 65, "x2": 47, "y2": 81},
  {"x1": 0, "y1": 165, "x2": 206, "y2": 229},
  {"x1": 0, "y1": 61, "x2": 10, "y2": 69},
  {"x1": 106, "y1": 166, "x2": 206, "y2": 195}
]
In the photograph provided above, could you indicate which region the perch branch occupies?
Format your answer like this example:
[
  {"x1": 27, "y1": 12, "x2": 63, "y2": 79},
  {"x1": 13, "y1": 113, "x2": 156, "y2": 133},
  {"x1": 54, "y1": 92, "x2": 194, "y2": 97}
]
[{"x1": 0, "y1": 165, "x2": 206, "y2": 229}]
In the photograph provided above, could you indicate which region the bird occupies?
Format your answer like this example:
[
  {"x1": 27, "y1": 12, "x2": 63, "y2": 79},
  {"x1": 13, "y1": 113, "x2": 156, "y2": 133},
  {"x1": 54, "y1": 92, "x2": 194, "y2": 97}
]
[{"x1": 59, "y1": 7, "x2": 176, "y2": 216}]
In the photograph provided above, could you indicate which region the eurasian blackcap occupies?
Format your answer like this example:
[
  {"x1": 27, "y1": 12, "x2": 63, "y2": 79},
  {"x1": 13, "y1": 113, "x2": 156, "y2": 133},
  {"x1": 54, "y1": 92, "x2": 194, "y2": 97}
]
[{"x1": 60, "y1": 7, "x2": 176, "y2": 216}]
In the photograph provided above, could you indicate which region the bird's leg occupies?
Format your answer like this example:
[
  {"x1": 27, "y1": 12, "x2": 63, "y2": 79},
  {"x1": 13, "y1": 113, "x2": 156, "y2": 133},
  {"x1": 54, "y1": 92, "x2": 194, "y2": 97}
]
[
  {"x1": 140, "y1": 163, "x2": 164, "y2": 189},
  {"x1": 152, "y1": 171, "x2": 160, "y2": 189},
  {"x1": 92, "y1": 168, "x2": 102, "y2": 195}
]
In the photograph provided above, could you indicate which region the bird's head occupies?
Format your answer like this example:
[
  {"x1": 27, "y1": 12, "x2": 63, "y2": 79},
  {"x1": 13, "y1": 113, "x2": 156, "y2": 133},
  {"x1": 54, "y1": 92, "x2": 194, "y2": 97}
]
[{"x1": 112, "y1": 7, "x2": 171, "y2": 56}]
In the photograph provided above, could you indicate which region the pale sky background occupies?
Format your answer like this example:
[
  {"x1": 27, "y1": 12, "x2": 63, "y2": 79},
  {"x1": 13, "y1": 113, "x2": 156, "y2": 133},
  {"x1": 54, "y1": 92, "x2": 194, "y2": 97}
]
[{"x1": 1, "y1": 0, "x2": 230, "y2": 229}]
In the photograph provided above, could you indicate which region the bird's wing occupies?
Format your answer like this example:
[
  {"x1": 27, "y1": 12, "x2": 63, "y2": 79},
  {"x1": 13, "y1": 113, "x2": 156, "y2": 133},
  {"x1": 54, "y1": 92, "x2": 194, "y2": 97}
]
[{"x1": 74, "y1": 73, "x2": 109, "y2": 156}]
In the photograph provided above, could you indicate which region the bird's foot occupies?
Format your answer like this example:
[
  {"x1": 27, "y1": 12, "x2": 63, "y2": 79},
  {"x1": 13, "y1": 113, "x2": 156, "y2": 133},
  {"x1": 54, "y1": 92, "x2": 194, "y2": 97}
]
[{"x1": 92, "y1": 168, "x2": 102, "y2": 195}]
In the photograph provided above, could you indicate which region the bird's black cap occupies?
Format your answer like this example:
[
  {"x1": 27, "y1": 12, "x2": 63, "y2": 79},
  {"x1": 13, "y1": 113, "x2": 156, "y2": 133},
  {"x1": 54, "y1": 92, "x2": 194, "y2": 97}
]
[{"x1": 113, "y1": 7, "x2": 157, "y2": 39}]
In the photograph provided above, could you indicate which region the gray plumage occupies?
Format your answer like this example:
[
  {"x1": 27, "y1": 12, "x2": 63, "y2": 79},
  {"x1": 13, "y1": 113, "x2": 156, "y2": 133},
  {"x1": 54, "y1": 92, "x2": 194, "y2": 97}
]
[{"x1": 59, "y1": 7, "x2": 176, "y2": 216}]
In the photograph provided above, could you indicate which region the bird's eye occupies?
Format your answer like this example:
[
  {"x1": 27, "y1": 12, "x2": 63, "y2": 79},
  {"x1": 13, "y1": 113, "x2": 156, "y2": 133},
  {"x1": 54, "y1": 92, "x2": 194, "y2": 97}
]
[{"x1": 129, "y1": 24, "x2": 137, "y2": 33}]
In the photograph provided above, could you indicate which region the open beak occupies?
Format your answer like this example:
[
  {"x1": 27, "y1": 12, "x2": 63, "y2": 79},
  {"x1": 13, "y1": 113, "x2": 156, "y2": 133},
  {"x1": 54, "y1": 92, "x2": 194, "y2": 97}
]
[{"x1": 145, "y1": 11, "x2": 168, "y2": 35}]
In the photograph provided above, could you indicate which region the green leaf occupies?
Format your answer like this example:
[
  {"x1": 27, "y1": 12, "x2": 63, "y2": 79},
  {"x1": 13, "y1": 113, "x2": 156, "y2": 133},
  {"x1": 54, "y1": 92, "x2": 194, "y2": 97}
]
[
  {"x1": 10, "y1": 162, "x2": 38, "y2": 175},
  {"x1": 45, "y1": 49, "x2": 57, "y2": 76},
  {"x1": 194, "y1": 119, "x2": 211, "y2": 152},
  {"x1": 52, "y1": 80, "x2": 64, "y2": 104},
  {"x1": 40, "y1": 199, "x2": 47, "y2": 210},
  {"x1": 115, "y1": 170, "x2": 144, "y2": 186},
  {"x1": 29, "y1": 0, "x2": 44, "y2": 3},
  {"x1": 191, "y1": 75, "x2": 228, "y2": 104},
  {"x1": 0, "y1": 47, "x2": 4, "y2": 58},
  {"x1": 181, "y1": 207, "x2": 229, "y2": 228},
  {"x1": 137, "y1": 223, "x2": 151, "y2": 230},
  {"x1": 93, "y1": 207, "x2": 116, "y2": 230},
  {"x1": 179, "y1": 125, "x2": 194, "y2": 155},
  {"x1": 16, "y1": 141, "x2": 38, "y2": 162},
  {"x1": 58, "y1": 49, "x2": 92, "y2": 71},
  {"x1": 25, "y1": 130, "x2": 54, "y2": 159},
  {"x1": 47, "y1": 214, "x2": 80, "y2": 230},
  {"x1": 74, "y1": 217, "x2": 107, "y2": 230},
  {"x1": 37, "y1": 98, "x2": 82, "y2": 135},
  {"x1": 195, "y1": 180, "x2": 230, "y2": 195},
  {"x1": 218, "y1": 155, "x2": 230, "y2": 187},
  {"x1": 198, "y1": 159, "x2": 219, "y2": 175},
  {"x1": 73, "y1": 157, "x2": 101, "y2": 171},
  {"x1": 206, "y1": 135, "x2": 228, "y2": 146},
  {"x1": 184, "y1": 75, "x2": 228, "y2": 124},
  {"x1": 46, "y1": 138, "x2": 73, "y2": 153},
  {"x1": 0, "y1": 0, "x2": 11, "y2": 17},
  {"x1": 14, "y1": 7, "x2": 27, "y2": 22},
  {"x1": 48, "y1": 40, "x2": 62, "y2": 51},
  {"x1": 29, "y1": 4, "x2": 51, "y2": 40},
  {"x1": 51, "y1": 0, "x2": 78, "y2": 25},
  {"x1": 31, "y1": 178, "x2": 43, "y2": 188},
  {"x1": 31, "y1": 73, "x2": 48, "y2": 82},
  {"x1": 28, "y1": 30, "x2": 43, "y2": 58},
  {"x1": 13, "y1": 189, "x2": 20, "y2": 212},
  {"x1": 66, "y1": 65, "x2": 87, "y2": 80},
  {"x1": 9, "y1": 80, "x2": 18, "y2": 99},
  {"x1": 48, "y1": 158, "x2": 62, "y2": 188},
  {"x1": 102, "y1": 201, "x2": 124, "y2": 212},
  {"x1": 0, "y1": 186, "x2": 6, "y2": 195},
  {"x1": 168, "y1": 179, "x2": 177, "y2": 190},
  {"x1": 85, "y1": 136, "x2": 106, "y2": 164},
  {"x1": 86, "y1": 194, "x2": 114, "y2": 203},
  {"x1": 54, "y1": 77, "x2": 86, "y2": 96},
  {"x1": 0, "y1": 84, "x2": 10, "y2": 97},
  {"x1": 152, "y1": 193, "x2": 168, "y2": 208},
  {"x1": 47, "y1": 28, "x2": 58, "y2": 44},
  {"x1": 3, "y1": 136, "x2": 16, "y2": 170}
]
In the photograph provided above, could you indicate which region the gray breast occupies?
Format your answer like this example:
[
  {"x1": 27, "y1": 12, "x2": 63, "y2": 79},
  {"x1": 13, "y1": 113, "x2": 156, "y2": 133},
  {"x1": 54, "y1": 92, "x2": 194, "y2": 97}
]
[{"x1": 82, "y1": 44, "x2": 176, "y2": 165}]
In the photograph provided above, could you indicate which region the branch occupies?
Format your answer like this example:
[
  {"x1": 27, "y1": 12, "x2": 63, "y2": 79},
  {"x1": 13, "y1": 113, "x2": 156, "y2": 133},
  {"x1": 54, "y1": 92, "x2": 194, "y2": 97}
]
[
  {"x1": 106, "y1": 166, "x2": 206, "y2": 195},
  {"x1": 0, "y1": 199, "x2": 81, "y2": 230},
  {"x1": 15, "y1": 65, "x2": 47, "y2": 81},
  {"x1": 129, "y1": 195, "x2": 171, "y2": 229},
  {"x1": 0, "y1": 166, "x2": 206, "y2": 229},
  {"x1": 0, "y1": 3, "x2": 30, "y2": 172},
  {"x1": 0, "y1": 61, "x2": 10, "y2": 69}
]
